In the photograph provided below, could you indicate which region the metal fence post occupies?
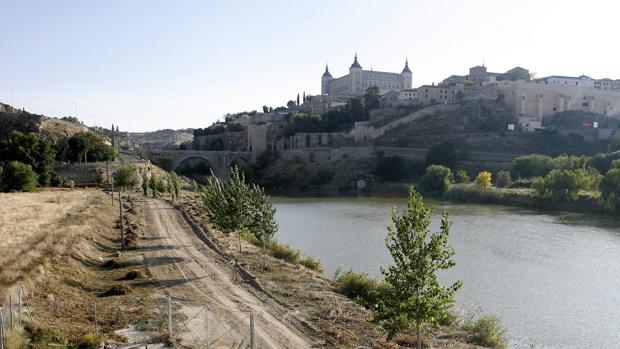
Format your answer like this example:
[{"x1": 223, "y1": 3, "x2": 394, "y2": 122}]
[
  {"x1": 119, "y1": 191, "x2": 124, "y2": 250},
  {"x1": 9, "y1": 295, "x2": 13, "y2": 331},
  {"x1": 250, "y1": 312, "x2": 256, "y2": 349},
  {"x1": 18, "y1": 286, "x2": 22, "y2": 326},
  {"x1": 0, "y1": 307, "x2": 5, "y2": 349}
]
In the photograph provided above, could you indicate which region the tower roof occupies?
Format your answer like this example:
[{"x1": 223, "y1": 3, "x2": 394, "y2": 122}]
[
  {"x1": 402, "y1": 59, "x2": 412, "y2": 74},
  {"x1": 350, "y1": 53, "x2": 362, "y2": 69},
  {"x1": 322, "y1": 64, "x2": 332, "y2": 78}
]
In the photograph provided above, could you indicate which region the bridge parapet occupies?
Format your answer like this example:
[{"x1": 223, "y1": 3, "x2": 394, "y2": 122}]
[{"x1": 147, "y1": 150, "x2": 253, "y2": 177}]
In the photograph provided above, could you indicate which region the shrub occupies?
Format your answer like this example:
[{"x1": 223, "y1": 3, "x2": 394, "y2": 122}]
[
  {"x1": 512, "y1": 154, "x2": 555, "y2": 178},
  {"x1": 113, "y1": 164, "x2": 138, "y2": 190},
  {"x1": 454, "y1": 170, "x2": 470, "y2": 184},
  {"x1": 374, "y1": 156, "x2": 408, "y2": 181},
  {"x1": 475, "y1": 171, "x2": 492, "y2": 189},
  {"x1": 420, "y1": 165, "x2": 453, "y2": 193},
  {"x1": 0, "y1": 131, "x2": 56, "y2": 186},
  {"x1": 267, "y1": 240, "x2": 301, "y2": 264},
  {"x1": 587, "y1": 150, "x2": 620, "y2": 174},
  {"x1": 0, "y1": 161, "x2": 38, "y2": 192},
  {"x1": 533, "y1": 170, "x2": 583, "y2": 203},
  {"x1": 426, "y1": 141, "x2": 457, "y2": 169},
  {"x1": 336, "y1": 269, "x2": 382, "y2": 305},
  {"x1": 465, "y1": 316, "x2": 507, "y2": 349},
  {"x1": 4, "y1": 327, "x2": 28, "y2": 349},
  {"x1": 600, "y1": 168, "x2": 620, "y2": 212},
  {"x1": 495, "y1": 170, "x2": 511, "y2": 188},
  {"x1": 24, "y1": 323, "x2": 68, "y2": 346},
  {"x1": 300, "y1": 256, "x2": 323, "y2": 272},
  {"x1": 77, "y1": 332, "x2": 104, "y2": 349}
]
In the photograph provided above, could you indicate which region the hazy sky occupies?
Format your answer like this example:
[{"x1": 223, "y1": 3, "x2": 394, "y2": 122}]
[{"x1": 2, "y1": 0, "x2": 619, "y2": 131}]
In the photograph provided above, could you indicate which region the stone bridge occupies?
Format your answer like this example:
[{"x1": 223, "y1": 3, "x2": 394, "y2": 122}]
[{"x1": 147, "y1": 150, "x2": 253, "y2": 177}]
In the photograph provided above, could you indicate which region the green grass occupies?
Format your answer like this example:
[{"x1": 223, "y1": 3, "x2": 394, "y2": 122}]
[
  {"x1": 267, "y1": 240, "x2": 301, "y2": 264},
  {"x1": 300, "y1": 255, "x2": 323, "y2": 272},
  {"x1": 335, "y1": 269, "x2": 383, "y2": 306}
]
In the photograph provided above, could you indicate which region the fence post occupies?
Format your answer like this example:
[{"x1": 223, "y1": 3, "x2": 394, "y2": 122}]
[
  {"x1": 0, "y1": 307, "x2": 5, "y2": 349},
  {"x1": 8, "y1": 295, "x2": 12, "y2": 331},
  {"x1": 18, "y1": 285, "x2": 22, "y2": 326},
  {"x1": 119, "y1": 191, "x2": 124, "y2": 250},
  {"x1": 204, "y1": 307, "x2": 209, "y2": 348},
  {"x1": 167, "y1": 296, "x2": 172, "y2": 336},
  {"x1": 250, "y1": 312, "x2": 256, "y2": 349},
  {"x1": 20, "y1": 283, "x2": 33, "y2": 325},
  {"x1": 93, "y1": 302, "x2": 98, "y2": 333}
]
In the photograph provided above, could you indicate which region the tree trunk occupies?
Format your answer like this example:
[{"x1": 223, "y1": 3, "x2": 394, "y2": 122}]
[{"x1": 417, "y1": 323, "x2": 421, "y2": 349}]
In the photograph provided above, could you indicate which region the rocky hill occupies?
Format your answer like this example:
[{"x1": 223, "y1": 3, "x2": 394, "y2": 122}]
[
  {"x1": 0, "y1": 102, "x2": 90, "y2": 141},
  {"x1": 129, "y1": 128, "x2": 194, "y2": 150}
]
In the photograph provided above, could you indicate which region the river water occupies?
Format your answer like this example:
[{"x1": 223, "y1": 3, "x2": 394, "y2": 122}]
[{"x1": 272, "y1": 196, "x2": 620, "y2": 349}]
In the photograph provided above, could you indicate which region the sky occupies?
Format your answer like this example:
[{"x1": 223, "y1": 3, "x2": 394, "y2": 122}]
[{"x1": 2, "y1": 0, "x2": 620, "y2": 132}]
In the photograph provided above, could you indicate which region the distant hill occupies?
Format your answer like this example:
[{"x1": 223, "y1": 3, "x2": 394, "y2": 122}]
[
  {"x1": 0, "y1": 102, "x2": 90, "y2": 141},
  {"x1": 129, "y1": 128, "x2": 194, "y2": 150}
]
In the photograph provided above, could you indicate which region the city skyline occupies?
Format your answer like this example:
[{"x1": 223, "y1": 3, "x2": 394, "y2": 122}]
[{"x1": 2, "y1": 0, "x2": 620, "y2": 131}]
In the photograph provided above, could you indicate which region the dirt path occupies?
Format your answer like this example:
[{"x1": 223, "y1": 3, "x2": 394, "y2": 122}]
[{"x1": 141, "y1": 197, "x2": 312, "y2": 349}]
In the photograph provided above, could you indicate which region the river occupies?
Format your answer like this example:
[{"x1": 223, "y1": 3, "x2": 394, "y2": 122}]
[{"x1": 272, "y1": 195, "x2": 620, "y2": 349}]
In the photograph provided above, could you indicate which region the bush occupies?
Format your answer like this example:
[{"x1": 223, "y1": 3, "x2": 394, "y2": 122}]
[
  {"x1": 77, "y1": 332, "x2": 104, "y2": 349},
  {"x1": 454, "y1": 170, "x2": 470, "y2": 184},
  {"x1": 420, "y1": 165, "x2": 453, "y2": 193},
  {"x1": 533, "y1": 170, "x2": 583, "y2": 203},
  {"x1": 336, "y1": 269, "x2": 382, "y2": 306},
  {"x1": 113, "y1": 164, "x2": 139, "y2": 190},
  {"x1": 4, "y1": 327, "x2": 28, "y2": 349},
  {"x1": 475, "y1": 171, "x2": 492, "y2": 189},
  {"x1": 512, "y1": 154, "x2": 555, "y2": 178},
  {"x1": 0, "y1": 131, "x2": 56, "y2": 185},
  {"x1": 495, "y1": 170, "x2": 511, "y2": 188},
  {"x1": 600, "y1": 168, "x2": 620, "y2": 212},
  {"x1": 300, "y1": 255, "x2": 323, "y2": 272},
  {"x1": 426, "y1": 141, "x2": 457, "y2": 169},
  {"x1": 465, "y1": 316, "x2": 507, "y2": 349},
  {"x1": 66, "y1": 132, "x2": 116, "y2": 162},
  {"x1": 588, "y1": 150, "x2": 620, "y2": 174},
  {"x1": 24, "y1": 323, "x2": 68, "y2": 346},
  {"x1": 0, "y1": 161, "x2": 38, "y2": 192},
  {"x1": 267, "y1": 240, "x2": 301, "y2": 263}
]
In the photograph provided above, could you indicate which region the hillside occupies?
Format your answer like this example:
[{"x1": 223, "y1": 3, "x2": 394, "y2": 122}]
[
  {"x1": 0, "y1": 102, "x2": 90, "y2": 141},
  {"x1": 129, "y1": 128, "x2": 193, "y2": 149}
]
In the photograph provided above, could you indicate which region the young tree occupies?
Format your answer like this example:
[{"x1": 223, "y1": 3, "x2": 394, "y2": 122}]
[
  {"x1": 142, "y1": 173, "x2": 149, "y2": 196},
  {"x1": 600, "y1": 168, "x2": 620, "y2": 212},
  {"x1": 532, "y1": 170, "x2": 583, "y2": 203},
  {"x1": 454, "y1": 170, "x2": 470, "y2": 184},
  {"x1": 420, "y1": 165, "x2": 453, "y2": 193},
  {"x1": 371, "y1": 187, "x2": 461, "y2": 347},
  {"x1": 475, "y1": 171, "x2": 492, "y2": 189},
  {"x1": 247, "y1": 184, "x2": 278, "y2": 268},
  {"x1": 113, "y1": 164, "x2": 139, "y2": 190},
  {"x1": 495, "y1": 170, "x2": 512, "y2": 188},
  {"x1": 149, "y1": 175, "x2": 158, "y2": 197}
]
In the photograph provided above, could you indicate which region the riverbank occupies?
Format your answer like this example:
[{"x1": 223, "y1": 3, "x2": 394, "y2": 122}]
[{"x1": 177, "y1": 190, "x2": 488, "y2": 348}]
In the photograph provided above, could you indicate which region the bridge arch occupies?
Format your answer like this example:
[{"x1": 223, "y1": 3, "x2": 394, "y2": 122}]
[
  {"x1": 229, "y1": 156, "x2": 250, "y2": 170},
  {"x1": 175, "y1": 156, "x2": 219, "y2": 179}
]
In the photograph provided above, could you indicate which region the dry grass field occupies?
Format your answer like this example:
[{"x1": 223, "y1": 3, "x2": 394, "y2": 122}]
[{"x1": 0, "y1": 190, "x2": 95, "y2": 294}]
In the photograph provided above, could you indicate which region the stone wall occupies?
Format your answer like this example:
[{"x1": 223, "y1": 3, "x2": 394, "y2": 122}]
[
  {"x1": 193, "y1": 131, "x2": 247, "y2": 151},
  {"x1": 54, "y1": 160, "x2": 152, "y2": 185}
]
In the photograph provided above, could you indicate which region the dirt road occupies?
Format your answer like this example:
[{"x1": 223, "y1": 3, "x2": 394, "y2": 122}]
[{"x1": 141, "y1": 198, "x2": 312, "y2": 349}]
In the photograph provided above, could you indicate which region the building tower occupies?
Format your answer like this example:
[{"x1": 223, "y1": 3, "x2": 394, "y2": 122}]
[
  {"x1": 401, "y1": 58, "x2": 412, "y2": 89},
  {"x1": 321, "y1": 65, "x2": 332, "y2": 95},
  {"x1": 349, "y1": 53, "x2": 363, "y2": 96}
]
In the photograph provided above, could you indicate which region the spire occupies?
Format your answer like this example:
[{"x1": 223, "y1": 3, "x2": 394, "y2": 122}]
[
  {"x1": 322, "y1": 64, "x2": 332, "y2": 78},
  {"x1": 350, "y1": 53, "x2": 362, "y2": 69},
  {"x1": 402, "y1": 58, "x2": 411, "y2": 74}
]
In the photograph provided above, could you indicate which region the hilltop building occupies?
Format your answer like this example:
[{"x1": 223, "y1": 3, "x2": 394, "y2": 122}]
[{"x1": 321, "y1": 54, "x2": 412, "y2": 97}]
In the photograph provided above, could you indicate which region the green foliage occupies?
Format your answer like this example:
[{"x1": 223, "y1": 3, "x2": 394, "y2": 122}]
[
  {"x1": 66, "y1": 132, "x2": 116, "y2": 162},
  {"x1": 148, "y1": 175, "x2": 157, "y2": 197},
  {"x1": 363, "y1": 85, "x2": 381, "y2": 112},
  {"x1": 600, "y1": 168, "x2": 620, "y2": 212},
  {"x1": 24, "y1": 323, "x2": 68, "y2": 346},
  {"x1": 113, "y1": 164, "x2": 138, "y2": 190},
  {"x1": 426, "y1": 142, "x2": 457, "y2": 169},
  {"x1": 191, "y1": 179, "x2": 199, "y2": 192},
  {"x1": 609, "y1": 133, "x2": 620, "y2": 151},
  {"x1": 512, "y1": 154, "x2": 555, "y2": 178},
  {"x1": 588, "y1": 150, "x2": 620, "y2": 174},
  {"x1": 300, "y1": 255, "x2": 323, "y2": 272},
  {"x1": 495, "y1": 170, "x2": 511, "y2": 188},
  {"x1": 374, "y1": 156, "x2": 407, "y2": 181},
  {"x1": 475, "y1": 171, "x2": 492, "y2": 189},
  {"x1": 168, "y1": 171, "x2": 181, "y2": 200},
  {"x1": 420, "y1": 165, "x2": 453, "y2": 193},
  {"x1": 267, "y1": 240, "x2": 300, "y2": 263},
  {"x1": 246, "y1": 184, "x2": 278, "y2": 265},
  {"x1": 310, "y1": 168, "x2": 335, "y2": 185},
  {"x1": 533, "y1": 170, "x2": 584, "y2": 203},
  {"x1": 142, "y1": 173, "x2": 149, "y2": 195},
  {"x1": 464, "y1": 316, "x2": 508, "y2": 349},
  {"x1": 0, "y1": 161, "x2": 38, "y2": 192},
  {"x1": 336, "y1": 269, "x2": 382, "y2": 305},
  {"x1": 371, "y1": 187, "x2": 461, "y2": 342},
  {"x1": 283, "y1": 97, "x2": 368, "y2": 136},
  {"x1": 454, "y1": 170, "x2": 470, "y2": 184},
  {"x1": 0, "y1": 131, "x2": 56, "y2": 185},
  {"x1": 77, "y1": 332, "x2": 104, "y2": 349}
]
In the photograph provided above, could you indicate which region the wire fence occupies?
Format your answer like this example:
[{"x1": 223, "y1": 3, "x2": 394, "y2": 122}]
[{"x1": 0, "y1": 282, "x2": 36, "y2": 349}]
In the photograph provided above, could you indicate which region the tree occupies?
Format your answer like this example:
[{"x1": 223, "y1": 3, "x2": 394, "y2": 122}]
[
  {"x1": 0, "y1": 161, "x2": 38, "y2": 192},
  {"x1": 512, "y1": 154, "x2": 554, "y2": 178},
  {"x1": 67, "y1": 132, "x2": 116, "y2": 163},
  {"x1": 142, "y1": 173, "x2": 149, "y2": 196},
  {"x1": 475, "y1": 171, "x2": 492, "y2": 189},
  {"x1": 363, "y1": 85, "x2": 381, "y2": 112},
  {"x1": 495, "y1": 170, "x2": 512, "y2": 188},
  {"x1": 113, "y1": 164, "x2": 138, "y2": 190},
  {"x1": 374, "y1": 156, "x2": 407, "y2": 181},
  {"x1": 454, "y1": 170, "x2": 470, "y2": 184},
  {"x1": 371, "y1": 187, "x2": 461, "y2": 347},
  {"x1": 600, "y1": 168, "x2": 620, "y2": 212},
  {"x1": 425, "y1": 142, "x2": 457, "y2": 170},
  {"x1": 532, "y1": 170, "x2": 583, "y2": 203},
  {"x1": 420, "y1": 165, "x2": 453, "y2": 193},
  {"x1": 286, "y1": 100, "x2": 296, "y2": 109},
  {"x1": 0, "y1": 131, "x2": 56, "y2": 186},
  {"x1": 262, "y1": 105, "x2": 269, "y2": 113},
  {"x1": 246, "y1": 184, "x2": 278, "y2": 268},
  {"x1": 296, "y1": 93, "x2": 300, "y2": 106},
  {"x1": 149, "y1": 175, "x2": 158, "y2": 197}
]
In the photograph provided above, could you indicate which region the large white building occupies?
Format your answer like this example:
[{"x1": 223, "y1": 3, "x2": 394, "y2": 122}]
[{"x1": 321, "y1": 54, "x2": 412, "y2": 97}]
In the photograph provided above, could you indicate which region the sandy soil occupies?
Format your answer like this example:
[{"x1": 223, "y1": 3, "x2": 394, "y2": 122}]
[{"x1": 141, "y1": 198, "x2": 313, "y2": 348}]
